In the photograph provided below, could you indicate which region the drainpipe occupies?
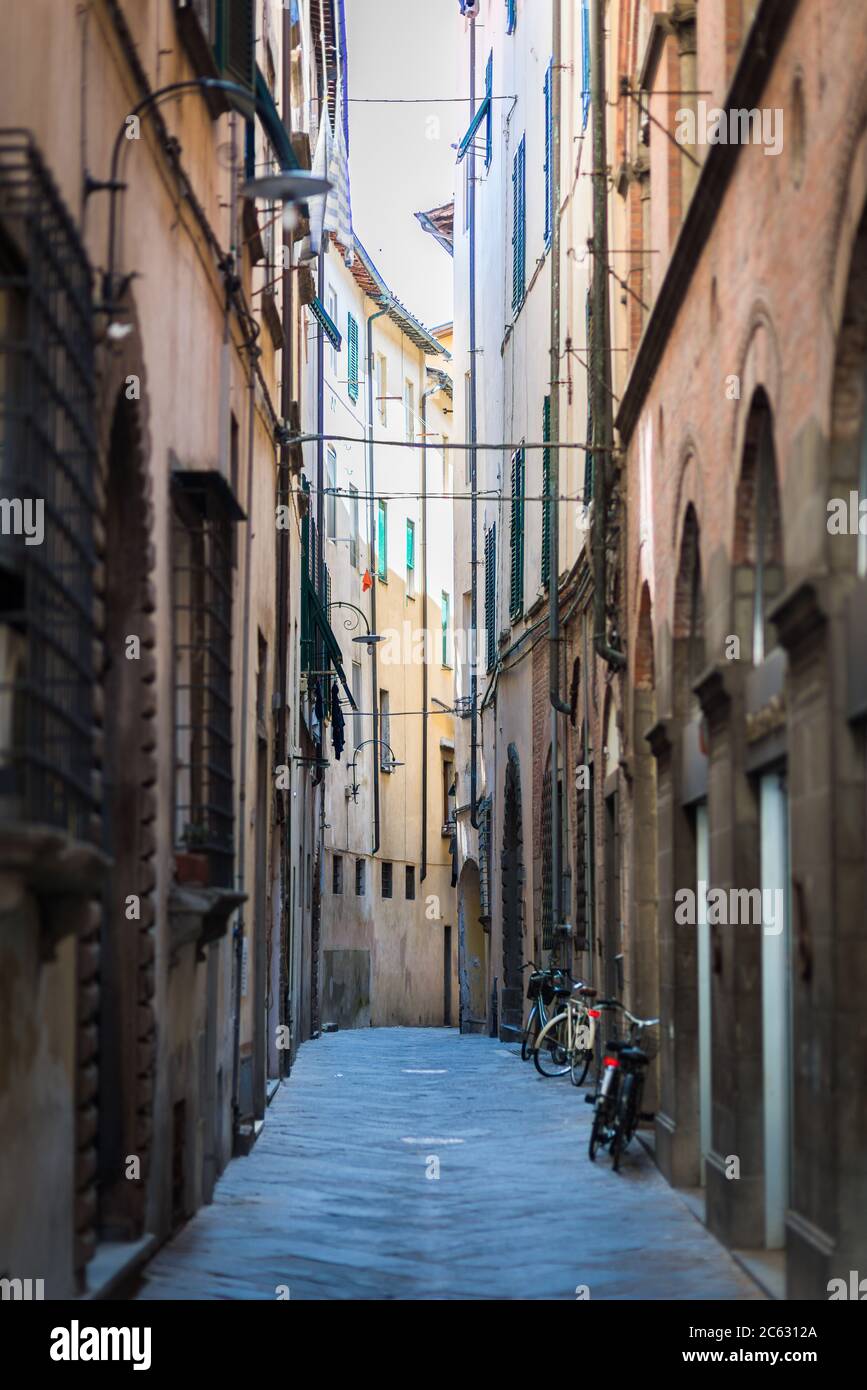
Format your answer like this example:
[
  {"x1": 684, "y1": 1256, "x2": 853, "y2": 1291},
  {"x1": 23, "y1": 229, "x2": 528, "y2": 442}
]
[
  {"x1": 548, "y1": 0, "x2": 570, "y2": 948},
  {"x1": 468, "y1": 13, "x2": 480, "y2": 830},
  {"x1": 420, "y1": 380, "x2": 439, "y2": 883},
  {"x1": 279, "y1": 0, "x2": 294, "y2": 1061},
  {"x1": 591, "y1": 0, "x2": 626, "y2": 672},
  {"x1": 367, "y1": 298, "x2": 391, "y2": 855}
]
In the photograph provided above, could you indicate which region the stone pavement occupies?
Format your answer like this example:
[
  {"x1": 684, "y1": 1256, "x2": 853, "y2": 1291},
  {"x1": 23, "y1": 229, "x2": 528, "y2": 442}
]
[{"x1": 134, "y1": 1028, "x2": 763, "y2": 1301}]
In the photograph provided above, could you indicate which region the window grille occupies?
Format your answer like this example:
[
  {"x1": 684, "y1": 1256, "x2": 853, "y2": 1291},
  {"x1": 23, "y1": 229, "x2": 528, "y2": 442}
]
[
  {"x1": 172, "y1": 471, "x2": 241, "y2": 889},
  {"x1": 0, "y1": 131, "x2": 99, "y2": 844}
]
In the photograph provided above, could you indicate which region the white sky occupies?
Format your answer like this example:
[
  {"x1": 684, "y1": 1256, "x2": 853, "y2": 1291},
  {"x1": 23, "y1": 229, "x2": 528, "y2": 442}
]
[{"x1": 345, "y1": 0, "x2": 462, "y2": 329}]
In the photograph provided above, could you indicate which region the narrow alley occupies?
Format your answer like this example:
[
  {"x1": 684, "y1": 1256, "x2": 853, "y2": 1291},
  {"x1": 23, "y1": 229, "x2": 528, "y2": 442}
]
[{"x1": 134, "y1": 1031, "x2": 760, "y2": 1302}]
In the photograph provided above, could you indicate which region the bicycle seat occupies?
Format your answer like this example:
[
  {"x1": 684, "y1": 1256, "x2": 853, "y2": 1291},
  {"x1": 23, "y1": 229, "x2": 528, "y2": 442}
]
[{"x1": 577, "y1": 986, "x2": 597, "y2": 998}]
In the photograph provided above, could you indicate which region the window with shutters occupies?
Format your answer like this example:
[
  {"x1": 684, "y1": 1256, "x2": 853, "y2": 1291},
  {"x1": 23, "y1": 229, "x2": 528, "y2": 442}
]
[
  {"x1": 512, "y1": 136, "x2": 526, "y2": 311},
  {"x1": 355, "y1": 858, "x2": 366, "y2": 896},
  {"x1": 326, "y1": 447, "x2": 337, "y2": 540},
  {"x1": 484, "y1": 524, "x2": 497, "y2": 670},
  {"x1": 485, "y1": 52, "x2": 493, "y2": 168},
  {"x1": 541, "y1": 396, "x2": 551, "y2": 587},
  {"x1": 441, "y1": 590, "x2": 451, "y2": 666},
  {"x1": 510, "y1": 448, "x2": 525, "y2": 620},
  {"x1": 213, "y1": 0, "x2": 255, "y2": 96},
  {"x1": 379, "y1": 689, "x2": 391, "y2": 770},
  {"x1": 326, "y1": 285, "x2": 339, "y2": 376},
  {"x1": 332, "y1": 854, "x2": 343, "y2": 894},
  {"x1": 544, "y1": 61, "x2": 553, "y2": 248},
  {"x1": 349, "y1": 484, "x2": 359, "y2": 568},
  {"x1": 580, "y1": 0, "x2": 591, "y2": 130},
  {"x1": 351, "y1": 661, "x2": 363, "y2": 751},
  {"x1": 376, "y1": 352, "x2": 387, "y2": 425},
  {"x1": 347, "y1": 312, "x2": 359, "y2": 403},
  {"x1": 377, "y1": 499, "x2": 387, "y2": 579},
  {"x1": 381, "y1": 861, "x2": 393, "y2": 899},
  {"x1": 406, "y1": 519, "x2": 415, "y2": 597}
]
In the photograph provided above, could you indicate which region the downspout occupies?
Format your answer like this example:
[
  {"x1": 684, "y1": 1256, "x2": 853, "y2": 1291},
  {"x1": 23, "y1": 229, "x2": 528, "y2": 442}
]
[
  {"x1": 591, "y1": 0, "x2": 626, "y2": 672},
  {"x1": 420, "y1": 380, "x2": 438, "y2": 884},
  {"x1": 233, "y1": 324, "x2": 259, "y2": 1131},
  {"x1": 279, "y1": 0, "x2": 294, "y2": 1059},
  {"x1": 367, "y1": 298, "x2": 390, "y2": 856},
  {"x1": 548, "y1": 0, "x2": 570, "y2": 950},
  {"x1": 468, "y1": 13, "x2": 480, "y2": 830}
]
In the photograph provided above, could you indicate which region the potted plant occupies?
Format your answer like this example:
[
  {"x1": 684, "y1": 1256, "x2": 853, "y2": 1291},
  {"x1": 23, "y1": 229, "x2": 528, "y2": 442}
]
[{"x1": 175, "y1": 822, "x2": 209, "y2": 887}]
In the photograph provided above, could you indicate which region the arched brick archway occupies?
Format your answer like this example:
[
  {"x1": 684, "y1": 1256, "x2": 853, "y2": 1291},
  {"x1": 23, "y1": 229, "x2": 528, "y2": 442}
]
[
  {"x1": 499, "y1": 743, "x2": 524, "y2": 1039},
  {"x1": 76, "y1": 304, "x2": 157, "y2": 1272}
]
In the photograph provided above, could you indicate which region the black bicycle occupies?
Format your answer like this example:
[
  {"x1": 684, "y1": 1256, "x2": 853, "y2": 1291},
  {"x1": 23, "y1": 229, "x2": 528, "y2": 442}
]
[
  {"x1": 520, "y1": 960, "x2": 569, "y2": 1062},
  {"x1": 587, "y1": 1001, "x2": 659, "y2": 1171}
]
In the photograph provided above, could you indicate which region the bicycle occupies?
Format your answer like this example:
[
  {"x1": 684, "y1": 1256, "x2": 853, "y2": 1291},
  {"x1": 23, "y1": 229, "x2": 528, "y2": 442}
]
[
  {"x1": 520, "y1": 960, "x2": 568, "y2": 1061},
  {"x1": 587, "y1": 1001, "x2": 659, "y2": 1170},
  {"x1": 533, "y1": 977, "x2": 601, "y2": 1085}
]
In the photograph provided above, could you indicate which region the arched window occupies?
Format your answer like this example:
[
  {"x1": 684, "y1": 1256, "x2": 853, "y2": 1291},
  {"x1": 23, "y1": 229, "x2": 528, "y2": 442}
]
[{"x1": 733, "y1": 393, "x2": 783, "y2": 665}]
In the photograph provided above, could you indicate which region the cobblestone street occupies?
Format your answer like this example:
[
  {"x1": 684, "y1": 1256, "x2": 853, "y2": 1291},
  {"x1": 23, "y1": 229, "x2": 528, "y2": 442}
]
[{"x1": 135, "y1": 1030, "x2": 762, "y2": 1301}]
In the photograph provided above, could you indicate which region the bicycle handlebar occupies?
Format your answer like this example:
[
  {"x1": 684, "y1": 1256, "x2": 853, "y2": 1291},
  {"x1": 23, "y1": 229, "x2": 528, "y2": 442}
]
[{"x1": 595, "y1": 998, "x2": 659, "y2": 1029}]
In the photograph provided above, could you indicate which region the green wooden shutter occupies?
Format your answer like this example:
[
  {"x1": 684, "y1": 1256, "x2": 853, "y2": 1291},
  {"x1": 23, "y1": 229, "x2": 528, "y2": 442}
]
[
  {"x1": 347, "y1": 312, "x2": 359, "y2": 403},
  {"x1": 541, "y1": 396, "x2": 551, "y2": 587},
  {"x1": 512, "y1": 136, "x2": 526, "y2": 311},
  {"x1": 485, "y1": 51, "x2": 493, "y2": 168},
  {"x1": 544, "y1": 62, "x2": 553, "y2": 247},
  {"x1": 215, "y1": 0, "x2": 255, "y2": 96},
  {"x1": 510, "y1": 447, "x2": 525, "y2": 619},
  {"x1": 485, "y1": 523, "x2": 497, "y2": 670},
  {"x1": 377, "y1": 499, "x2": 387, "y2": 579}
]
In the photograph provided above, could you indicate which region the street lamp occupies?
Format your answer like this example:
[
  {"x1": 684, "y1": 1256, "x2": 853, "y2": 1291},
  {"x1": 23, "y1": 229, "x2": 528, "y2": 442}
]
[
  {"x1": 86, "y1": 77, "x2": 331, "y2": 309},
  {"x1": 325, "y1": 600, "x2": 384, "y2": 655},
  {"x1": 346, "y1": 738, "x2": 403, "y2": 803}
]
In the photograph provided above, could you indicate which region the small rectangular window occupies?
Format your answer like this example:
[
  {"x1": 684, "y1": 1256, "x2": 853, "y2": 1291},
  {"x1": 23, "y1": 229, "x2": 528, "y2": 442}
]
[
  {"x1": 355, "y1": 858, "x2": 366, "y2": 896},
  {"x1": 379, "y1": 689, "x2": 391, "y2": 769},
  {"x1": 327, "y1": 285, "x2": 339, "y2": 374},
  {"x1": 404, "y1": 379, "x2": 415, "y2": 443},
  {"x1": 405, "y1": 865, "x2": 416, "y2": 900},
  {"x1": 347, "y1": 311, "x2": 359, "y2": 403},
  {"x1": 349, "y1": 483, "x2": 359, "y2": 568},
  {"x1": 512, "y1": 135, "x2": 526, "y2": 311},
  {"x1": 326, "y1": 447, "x2": 337, "y2": 540},
  {"x1": 406, "y1": 519, "x2": 415, "y2": 597},
  {"x1": 443, "y1": 759, "x2": 455, "y2": 830},
  {"x1": 381, "y1": 861, "x2": 393, "y2": 899},
  {"x1": 352, "y1": 661, "x2": 363, "y2": 751},
  {"x1": 376, "y1": 352, "x2": 388, "y2": 425},
  {"x1": 332, "y1": 853, "x2": 343, "y2": 894},
  {"x1": 377, "y1": 498, "x2": 387, "y2": 579},
  {"x1": 441, "y1": 591, "x2": 451, "y2": 666}
]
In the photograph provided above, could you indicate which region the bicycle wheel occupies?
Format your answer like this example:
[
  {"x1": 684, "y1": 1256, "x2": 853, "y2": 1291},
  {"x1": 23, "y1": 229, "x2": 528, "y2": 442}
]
[
  {"x1": 521, "y1": 1004, "x2": 541, "y2": 1062},
  {"x1": 611, "y1": 1074, "x2": 636, "y2": 1172},
  {"x1": 570, "y1": 1048, "x2": 592, "y2": 1087},
  {"x1": 588, "y1": 1108, "x2": 605, "y2": 1161},
  {"x1": 533, "y1": 1012, "x2": 571, "y2": 1077}
]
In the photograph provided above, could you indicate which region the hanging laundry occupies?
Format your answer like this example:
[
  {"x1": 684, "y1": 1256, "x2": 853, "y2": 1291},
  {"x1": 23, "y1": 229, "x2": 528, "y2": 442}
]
[{"x1": 330, "y1": 681, "x2": 345, "y2": 760}]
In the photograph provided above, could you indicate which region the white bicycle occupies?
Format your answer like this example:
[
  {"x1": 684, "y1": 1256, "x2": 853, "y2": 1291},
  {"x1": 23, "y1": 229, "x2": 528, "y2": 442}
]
[{"x1": 533, "y1": 979, "x2": 601, "y2": 1084}]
